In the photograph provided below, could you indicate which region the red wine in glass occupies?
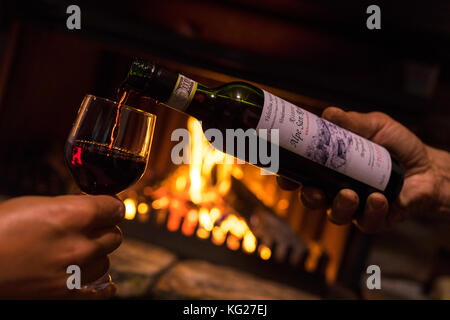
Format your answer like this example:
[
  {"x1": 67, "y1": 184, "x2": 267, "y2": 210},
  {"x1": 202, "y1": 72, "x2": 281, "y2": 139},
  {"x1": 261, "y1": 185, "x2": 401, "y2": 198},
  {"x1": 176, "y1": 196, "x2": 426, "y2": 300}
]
[{"x1": 65, "y1": 140, "x2": 147, "y2": 195}]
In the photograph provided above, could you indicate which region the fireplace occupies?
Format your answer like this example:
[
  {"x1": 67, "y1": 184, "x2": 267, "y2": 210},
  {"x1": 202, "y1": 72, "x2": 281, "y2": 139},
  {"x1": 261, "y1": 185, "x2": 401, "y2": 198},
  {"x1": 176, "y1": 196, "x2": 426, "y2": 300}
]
[
  {"x1": 117, "y1": 115, "x2": 335, "y2": 296},
  {"x1": 8, "y1": 1, "x2": 450, "y2": 299},
  {"x1": 0, "y1": 19, "x2": 369, "y2": 298}
]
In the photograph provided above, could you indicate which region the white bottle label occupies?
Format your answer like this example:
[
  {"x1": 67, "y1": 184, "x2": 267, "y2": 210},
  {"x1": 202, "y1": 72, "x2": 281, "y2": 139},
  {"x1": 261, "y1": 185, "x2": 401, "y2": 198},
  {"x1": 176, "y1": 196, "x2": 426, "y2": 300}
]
[
  {"x1": 167, "y1": 74, "x2": 198, "y2": 111},
  {"x1": 256, "y1": 90, "x2": 392, "y2": 191}
]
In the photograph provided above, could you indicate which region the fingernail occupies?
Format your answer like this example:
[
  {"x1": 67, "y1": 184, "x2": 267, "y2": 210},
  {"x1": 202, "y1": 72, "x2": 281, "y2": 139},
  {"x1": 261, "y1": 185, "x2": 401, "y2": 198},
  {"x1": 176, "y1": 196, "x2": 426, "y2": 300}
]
[
  {"x1": 335, "y1": 190, "x2": 357, "y2": 211},
  {"x1": 323, "y1": 107, "x2": 343, "y2": 122},
  {"x1": 302, "y1": 190, "x2": 312, "y2": 204},
  {"x1": 368, "y1": 195, "x2": 386, "y2": 211},
  {"x1": 301, "y1": 190, "x2": 322, "y2": 208}
]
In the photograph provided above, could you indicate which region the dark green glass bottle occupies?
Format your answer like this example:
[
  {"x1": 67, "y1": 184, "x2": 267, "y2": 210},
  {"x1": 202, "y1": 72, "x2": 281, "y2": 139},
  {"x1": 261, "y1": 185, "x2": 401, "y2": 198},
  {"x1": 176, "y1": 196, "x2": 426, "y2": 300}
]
[{"x1": 120, "y1": 59, "x2": 404, "y2": 205}]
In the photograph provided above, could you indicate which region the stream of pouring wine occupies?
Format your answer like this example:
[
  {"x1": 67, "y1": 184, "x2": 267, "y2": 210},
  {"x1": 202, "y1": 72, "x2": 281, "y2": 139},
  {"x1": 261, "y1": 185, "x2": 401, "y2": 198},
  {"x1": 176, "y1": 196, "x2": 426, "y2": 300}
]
[{"x1": 109, "y1": 91, "x2": 128, "y2": 150}]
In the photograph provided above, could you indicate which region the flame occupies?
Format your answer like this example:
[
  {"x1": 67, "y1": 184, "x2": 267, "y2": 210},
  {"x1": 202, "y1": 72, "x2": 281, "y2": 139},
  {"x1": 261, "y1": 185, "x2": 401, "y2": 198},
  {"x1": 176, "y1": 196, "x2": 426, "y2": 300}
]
[
  {"x1": 181, "y1": 209, "x2": 198, "y2": 236},
  {"x1": 242, "y1": 231, "x2": 257, "y2": 254},
  {"x1": 175, "y1": 176, "x2": 187, "y2": 191},
  {"x1": 226, "y1": 234, "x2": 240, "y2": 251},
  {"x1": 137, "y1": 202, "x2": 149, "y2": 214},
  {"x1": 167, "y1": 212, "x2": 181, "y2": 232},
  {"x1": 124, "y1": 198, "x2": 136, "y2": 220},
  {"x1": 209, "y1": 208, "x2": 221, "y2": 223},
  {"x1": 188, "y1": 118, "x2": 204, "y2": 204},
  {"x1": 220, "y1": 215, "x2": 248, "y2": 239},
  {"x1": 232, "y1": 166, "x2": 244, "y2": 179},
  {"x1": 135, "y1": 116, "x2": 274, "y2": 261},
  {"x1": 152, "y1": 196, "x2": 169, "y2": 209},
  {"x1": 218, "y1": 180, "x2": 231, "y2": 195},
  {"x1": 198, "y1": 208, "x2": 213, "y2": 231},
  {"x1": 212, "y1": 226, "x2": 226, "y2": 245},
  {"x1": 196, "y1": 228, "x2": 210, "y2": 239},
  {"x1": 259, "y1": 245, "x2": 272, "y2": 260},
  {"x1": 137, "y1": 202, "x2": 149, "y2": 222}
]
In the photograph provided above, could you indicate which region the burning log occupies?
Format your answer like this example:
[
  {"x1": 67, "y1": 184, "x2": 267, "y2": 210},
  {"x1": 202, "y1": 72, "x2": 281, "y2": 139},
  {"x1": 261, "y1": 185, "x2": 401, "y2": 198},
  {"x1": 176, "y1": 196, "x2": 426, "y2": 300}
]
[{"x1": 225, "y1": 176, "x2": 327, "y2": 269}]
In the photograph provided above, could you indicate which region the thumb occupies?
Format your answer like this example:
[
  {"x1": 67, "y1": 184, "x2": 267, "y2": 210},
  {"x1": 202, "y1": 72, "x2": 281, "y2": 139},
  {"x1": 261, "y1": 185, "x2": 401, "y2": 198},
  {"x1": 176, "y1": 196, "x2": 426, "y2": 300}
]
[{"x1": 321, "y1": 107, "x2": 389, "y2": 140}]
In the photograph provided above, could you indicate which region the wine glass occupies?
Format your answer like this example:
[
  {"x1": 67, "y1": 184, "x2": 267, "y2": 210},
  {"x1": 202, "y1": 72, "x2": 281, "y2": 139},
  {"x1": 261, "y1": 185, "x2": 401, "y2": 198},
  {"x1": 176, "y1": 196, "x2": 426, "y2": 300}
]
[{"x1": 64, "y1": 94, "x2": 156, "y2": 290}]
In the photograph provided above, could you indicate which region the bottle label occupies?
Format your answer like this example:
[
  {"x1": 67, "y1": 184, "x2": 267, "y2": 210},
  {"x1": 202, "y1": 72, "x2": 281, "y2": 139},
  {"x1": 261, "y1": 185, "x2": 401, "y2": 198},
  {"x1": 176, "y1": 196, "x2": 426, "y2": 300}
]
[
  {"x1": 167, "y1": 74, "x2": 198, "y2": 111},
  {"x1": 256, "y1": 90, "x2": 392, "y2": 191}
]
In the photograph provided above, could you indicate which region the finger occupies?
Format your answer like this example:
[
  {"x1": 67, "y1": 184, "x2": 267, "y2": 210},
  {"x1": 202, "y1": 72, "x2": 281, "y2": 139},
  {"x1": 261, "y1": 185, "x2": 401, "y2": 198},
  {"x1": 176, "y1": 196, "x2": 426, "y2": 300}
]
[
  {"x1": 328, "y1": 189, "x2": 359, "y2": 225},
  {"x1": 301, "y1": 186, "x2": 328, "y2": 209},
  {"x1": 88, "y1": 226, "x2": 123, "y2": 256},
  {"x1": 276, "y1": 176, "x2": 301, "y2": 190},
  {"x1": 80, "y1": 256, "x2": 111, "y2": 285},
  {"x1": 354, "y1": 193, "x2": 389, "y2": 234},
  {"x1": 75, "y1": 195, "x2": 125, "y2": 230},
  {"x1": 67, "y1": 282, "x2": 116, "y2": 300},
  {"x1": 322, "y1": 107, "x2": 389, "y2": 140}
]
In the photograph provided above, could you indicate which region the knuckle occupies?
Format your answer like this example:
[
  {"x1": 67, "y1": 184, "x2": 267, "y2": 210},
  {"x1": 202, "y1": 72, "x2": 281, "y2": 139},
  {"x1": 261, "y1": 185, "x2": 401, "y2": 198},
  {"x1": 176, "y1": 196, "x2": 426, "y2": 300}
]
[
  {"x1": 112, "y1": 230, "x2": 123, "y2": 249},
  {"x1": 73, "y1": 242, "x2": 98, "y2": 265},
  {"x1": 58, "y1": 240, "x2": 96, "y2": 267},
  {"x1": 300, "y1": 192, "x2": 326, "y2": 210},
  {"x1": 91, "y1": 227, "x2": 123, "y2": 256},
  {"x1": 78, "y1": 203, "x2": 102, "y2": 228},
  {"x1": 55, "y1": 196, "x2": 98, "y2": 228},
  {"x1": 106, "y1": 227, "x2": 123, "y2": 252},
  {"x1": 370, "y1": 112, "x2": 391, "y2": 125},
  {"x1": 81, "y1": 198, "x2": 100, "y2": 217}
]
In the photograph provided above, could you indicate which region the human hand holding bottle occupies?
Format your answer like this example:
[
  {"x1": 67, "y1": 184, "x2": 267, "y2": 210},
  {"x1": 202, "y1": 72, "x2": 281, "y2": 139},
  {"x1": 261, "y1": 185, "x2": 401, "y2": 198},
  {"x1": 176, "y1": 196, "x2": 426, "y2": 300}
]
[{"x1": 279, "y1": 107, "x2": 450, "y2": 233}]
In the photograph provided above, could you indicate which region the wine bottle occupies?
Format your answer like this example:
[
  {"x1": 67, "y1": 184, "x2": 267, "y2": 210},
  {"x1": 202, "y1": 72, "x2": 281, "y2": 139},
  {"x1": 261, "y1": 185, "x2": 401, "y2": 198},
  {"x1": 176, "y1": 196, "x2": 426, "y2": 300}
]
[{"x1": 120, "y1": 59, "x2": 404, "y2": 204}]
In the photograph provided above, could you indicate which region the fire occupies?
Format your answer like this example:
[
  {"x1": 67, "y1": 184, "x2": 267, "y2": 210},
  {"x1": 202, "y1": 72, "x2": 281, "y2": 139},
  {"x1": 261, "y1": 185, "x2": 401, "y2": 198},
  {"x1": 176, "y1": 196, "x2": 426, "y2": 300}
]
[
  {"x1": 258, "y1": 245, "x2": 272, "y2": 260},
  {"x1": 124, "y1": 198, "x2": 136, "y2": 220},
  {"x1": 152, "y1": 196, "x2": 169, "y2": 209},
  {"x1": 188, "y1": 118, "x2": 204, "y2": 204},
  {"x1": 175, "y1": 176, "x2": 187, "y2": 191},
  {"x1": 196, "y1": 228, "x2": 210, "y2": 239},
  {"x1": 226, "y1": 234, "x2": 240, "y2": 251},
  {"x1": 198, "y1": 208, "x2": 213, "y2": 231},
  {"x1": 242, "y1": 231, "x2": 257, "y2": 254},
  {"x1": 137, "y1": 202, "x2": 149, "y2": 214},
  {"x1": 181, "y1": 209, "x2": 198, "y2": 236},
  {"x1": 212, "y1": 226, "x2": 226, "y2": 245},
  {"x1": 123, "y1": 117, "x2": 269, "y2": 260}
]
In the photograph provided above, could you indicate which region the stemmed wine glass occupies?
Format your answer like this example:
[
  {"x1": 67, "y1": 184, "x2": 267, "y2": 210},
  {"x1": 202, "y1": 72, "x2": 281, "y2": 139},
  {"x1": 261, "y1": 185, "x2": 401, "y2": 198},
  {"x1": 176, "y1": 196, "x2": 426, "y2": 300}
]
[{"x1": 64, "y1": 94, "x2": 156, "y2": 289}]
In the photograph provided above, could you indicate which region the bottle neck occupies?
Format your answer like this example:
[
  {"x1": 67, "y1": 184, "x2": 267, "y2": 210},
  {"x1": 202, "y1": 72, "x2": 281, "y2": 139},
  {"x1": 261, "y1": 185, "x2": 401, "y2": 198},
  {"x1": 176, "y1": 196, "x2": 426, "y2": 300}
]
[{"x1": 124, "y1": 62, "x2": 198, "y2": 112}]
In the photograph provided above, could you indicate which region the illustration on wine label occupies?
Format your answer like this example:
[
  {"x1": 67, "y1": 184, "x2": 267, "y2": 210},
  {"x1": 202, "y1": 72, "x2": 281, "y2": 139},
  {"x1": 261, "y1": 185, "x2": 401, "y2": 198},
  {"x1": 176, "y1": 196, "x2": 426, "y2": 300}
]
[{"x1": 306, "y1": 118, "x2": 353, "y2": 170}]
